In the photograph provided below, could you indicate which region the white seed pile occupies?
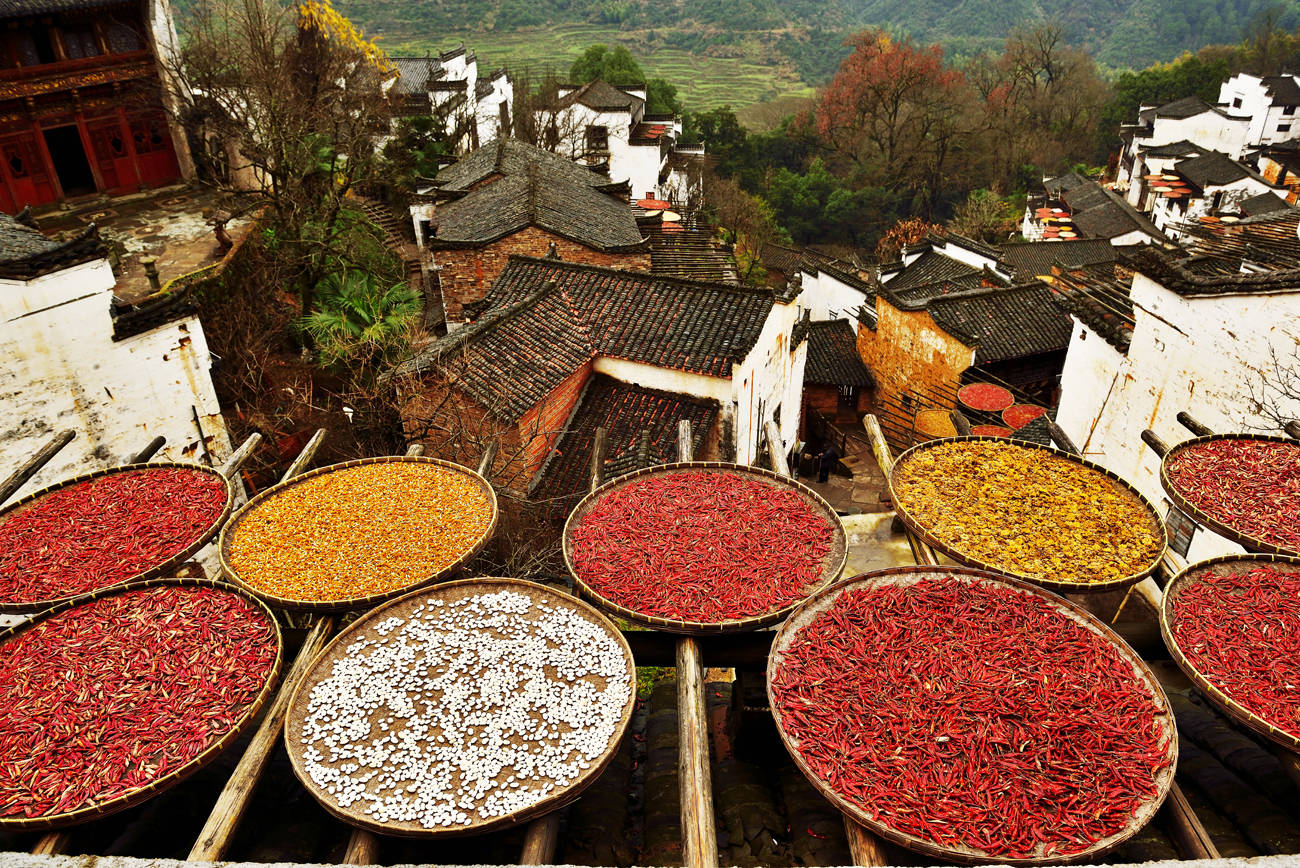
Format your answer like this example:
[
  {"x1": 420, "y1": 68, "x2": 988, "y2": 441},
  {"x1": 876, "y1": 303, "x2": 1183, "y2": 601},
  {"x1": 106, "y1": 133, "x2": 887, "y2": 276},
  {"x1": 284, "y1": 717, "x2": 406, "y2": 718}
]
[{"x1": 299, "y1": 589, "x2": 632, "y2": 829}]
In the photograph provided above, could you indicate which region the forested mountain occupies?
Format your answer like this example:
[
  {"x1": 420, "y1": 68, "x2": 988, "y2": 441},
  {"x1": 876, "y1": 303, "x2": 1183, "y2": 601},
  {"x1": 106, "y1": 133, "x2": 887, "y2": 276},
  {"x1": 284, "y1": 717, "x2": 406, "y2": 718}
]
[{"x1": 334, "y1": 0, "x2": 1299, "y2": 69}]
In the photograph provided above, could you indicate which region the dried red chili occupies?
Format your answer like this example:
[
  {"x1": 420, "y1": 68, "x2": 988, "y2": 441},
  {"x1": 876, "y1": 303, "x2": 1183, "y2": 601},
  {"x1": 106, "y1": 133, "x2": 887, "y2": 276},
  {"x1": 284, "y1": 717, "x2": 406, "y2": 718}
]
[
  {"x1": 1170, "y1": 564, "x2": 1300, "y2": 739},
  {"x1": 1002, "y1": 404, "x2": 1047, "y2": 430},
  {"x1": 772, "y1": 577, "x2": 1172, "y2": 859},
  {"x1": 1165, "y1": 439, "x2": 1300, "y2": 551},
  {"x1": 570, "y1": 471, "x2": 834, "y2": 622},
  {"x1": 0, "y1": 585, "x2": 277, "y2": 820},
  {"x1": 958, "y1": 383, "x2": 1014, "y2": 413},
  {"x1": 0, "y1": 468, "x2": 228, "y2": 605}
]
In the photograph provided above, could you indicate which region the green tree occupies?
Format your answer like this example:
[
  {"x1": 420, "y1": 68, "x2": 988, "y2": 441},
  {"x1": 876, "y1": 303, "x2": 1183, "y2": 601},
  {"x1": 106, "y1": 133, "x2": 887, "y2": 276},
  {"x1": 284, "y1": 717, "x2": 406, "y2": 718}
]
[{"x1": 569, "y1": 44, "x2": 646, "y2": 85}]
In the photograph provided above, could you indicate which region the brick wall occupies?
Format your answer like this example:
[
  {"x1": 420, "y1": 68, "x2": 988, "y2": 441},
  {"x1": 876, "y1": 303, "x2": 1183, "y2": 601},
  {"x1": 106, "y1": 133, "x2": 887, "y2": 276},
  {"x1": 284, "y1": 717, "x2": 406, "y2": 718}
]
[
  {"x1": 516, "y1": 360, "x2": 593, "y2": 479},
  {"x1": 858, "y1": 297, "x2": 973, "y2": 410},
  {"x1": 800, "y1": 385, "x2": 873, "y2": 437},
  {"x1": 435, "y1": 226, "x2": 652, "y2": 322}
]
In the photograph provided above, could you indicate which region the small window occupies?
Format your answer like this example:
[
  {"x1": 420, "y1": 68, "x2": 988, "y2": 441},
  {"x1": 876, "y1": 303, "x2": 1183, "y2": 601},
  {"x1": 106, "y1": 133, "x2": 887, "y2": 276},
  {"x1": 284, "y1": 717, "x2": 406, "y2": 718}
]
[
  {"x1": 1286, "y1": 105, "x2": 1297, "y2": 116},
  {"x1": 585, "y1": 124, "x2": 608, "y2": 153},
  {"x1": 1166, "y1": 503, "x2": 1195, "y2": 558},
  {"x1": 61, "y1": 25, "x2": 101, "y2": 59},
  {"x1": 1233, "y1": 97, "x2": 1243, "y2": 108},
  {"x1": 1280, "y1": 123, "x2": 1292, "y2": 134}
]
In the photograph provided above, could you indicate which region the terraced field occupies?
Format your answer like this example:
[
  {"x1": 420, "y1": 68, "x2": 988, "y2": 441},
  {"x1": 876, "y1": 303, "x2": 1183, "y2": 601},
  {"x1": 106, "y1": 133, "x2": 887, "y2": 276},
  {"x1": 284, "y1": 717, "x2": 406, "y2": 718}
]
[{"x1": 381, "y1": 24, "x2": 816, "y2": 115}]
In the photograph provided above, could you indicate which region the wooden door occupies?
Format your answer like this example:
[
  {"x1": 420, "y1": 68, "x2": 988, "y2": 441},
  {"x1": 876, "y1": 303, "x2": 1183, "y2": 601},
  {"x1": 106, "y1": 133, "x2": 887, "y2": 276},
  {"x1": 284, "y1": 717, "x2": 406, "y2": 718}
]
[
  {"x1": 0, "y1": 131, "x2": 58, "y2": 210},
  {"x1": 128, "y1": 113, "x2": 180, "y2": 187}
]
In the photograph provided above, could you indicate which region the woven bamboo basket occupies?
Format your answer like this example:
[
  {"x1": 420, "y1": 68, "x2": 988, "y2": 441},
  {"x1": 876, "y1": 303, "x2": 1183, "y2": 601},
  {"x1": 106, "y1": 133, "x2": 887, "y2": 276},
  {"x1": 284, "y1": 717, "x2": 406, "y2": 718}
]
[
  {"x1": 284, "y1": 577, "x2": 636, "y2": 838},
  {"x1": 1160, "y1": 433, "x2": 1300, "y2": 558},
  {"x1": 767, "y1": 565, "x2": 1178, "y2": 866},
  {"x1": 219, "y1": 456, "x2": 498, "y2": 612},
  {"x1": 1161, "y1": 553, "x2": 1300, "y2": 751},
  {"x1": 889, "y1": 436, "x2": 1168, "y2": 593},
  {"x1": 561, "y1": 461, "x2": 848, "y2": 635},
  {"x1": 0, "y1": 462, "x2": 234, "y2": 613},
  {"x1": 0, "y1": 577, "x2": 283, "y2": 831}
]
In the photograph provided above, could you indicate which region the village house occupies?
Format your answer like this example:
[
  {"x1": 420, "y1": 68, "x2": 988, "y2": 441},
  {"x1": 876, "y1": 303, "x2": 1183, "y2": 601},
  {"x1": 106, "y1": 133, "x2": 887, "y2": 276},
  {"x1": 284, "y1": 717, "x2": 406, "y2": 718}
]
[
  {"x1": 395, "y1": 254, "x2": 806, "y2": 498},
  {"x1": 1254, "y1": 139, "x2": 1300, "y2": 202},
  {"x1": 0, "y1": 0, "x2": 193, "y2": 213},
  {"x1": 1052, "y1": 214, "x2": 1300, "y2": 561},
  {"x1": 0, "y1": 211, "x2": 228, "y2": 496},
  {"x1": 1023, "y1": 173, "x2": 1167, "y2": 246},
  {"x1": 390, "y1": 46, "x2": 512, "y2": 152},
  {"x1": 1140, "y1": 151, "x2": 1289, "y2": 239},
  {"x1": 539, "y1": 79, "x2": 702, "y2": 207},
  {"x1": 415, "y1": 139, "x2": 649, "y2": 328},
  {"x1": 1117, "y1": 96, "x2": 1252, "y2": 195},
  {"x1": 1219, "y1": 73, "x2": 1300, "y2": 147},
  {"x1": 800, "y1": 318, "x2": 874, "y2": 432}
]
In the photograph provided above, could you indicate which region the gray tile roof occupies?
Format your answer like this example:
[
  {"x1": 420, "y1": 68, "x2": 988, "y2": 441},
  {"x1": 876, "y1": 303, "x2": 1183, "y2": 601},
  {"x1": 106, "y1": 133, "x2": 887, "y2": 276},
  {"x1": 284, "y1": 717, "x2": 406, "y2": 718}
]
[
  {"x1": 0, "y1": 0, "x2": 123, "y2": 18},
  {"x1": 389, "y1": 56, "x2": 444, "y2": 96},
  {"x1": 429, "y1": 166, "x2": 646, "y2": 251},
  {"x1": 0, "y1": 215, "x2": 106, "y2": 279},
  {"x1": 1139, "y1": 140, "x2": 1209, "y2": 159},
  {"x1": 926, "y1": 283, "x2": 1074, "y2": 363},
  {"x1": 433, "y1": 139, "x2": 618, "y2": 194},
  {"x1": 1240, "y1": 191, "x2": 1295, "y2": 217},
  {"x1": 885, "y1": 251, "x2": 981, "y2": 291},
  {"x1": 1264, "y1": 75, "x2": 1300, "y2": 106},
  {"x1": 1174, "y1": 151, "x2": 1267, "y2": 189},
  {"x1": 0, "y1": 211, "x2": 57, "y2": 263},
  {"x1": 555, "y1": 79, "x2": 644, "y2": 114},
  {"x1": 398, "y1": 256, "x2": 780, "y2": 420},
  {"x1": 1047, "y1": 173, "x2": 1164, "y2": 241},
  {"x1": 805, "y1": 320, "x2": 873, "y2": 387},
  {"x1": 998, "y1": 239, "x2": 1116, "y2": 282}
]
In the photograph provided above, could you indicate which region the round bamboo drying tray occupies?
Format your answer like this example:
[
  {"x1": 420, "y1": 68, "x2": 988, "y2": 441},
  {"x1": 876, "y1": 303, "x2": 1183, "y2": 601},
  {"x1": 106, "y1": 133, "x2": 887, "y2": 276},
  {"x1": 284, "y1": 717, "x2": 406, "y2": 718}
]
[
  {"x1": 561, "y1": 461, "x2": 848, "y2": 634},
  {"x1": 284, "y1": 577, "x2": 636, "y2": 838},
  {"x1": 767, "y1": 565, "x2": 1178, "y2": 866},
  {"x1": 0, "y1": 576, "x2": 283, "y2": 831},
  {"x1": 1160, "y1": 433, "x2": 1300, "y2": 557},
  {"x1": 219, "y1": 456, "x2": 498, "y2": 612},
  {"x1": 0, "y1": 462, "x2": 235, "y2": 613},
  {"x1": 1161, "y1": 553, "x2": 1300, "y2": 751},
  {"x1": 889, "y1": 436, "x2": 1168, "y2": 592}
]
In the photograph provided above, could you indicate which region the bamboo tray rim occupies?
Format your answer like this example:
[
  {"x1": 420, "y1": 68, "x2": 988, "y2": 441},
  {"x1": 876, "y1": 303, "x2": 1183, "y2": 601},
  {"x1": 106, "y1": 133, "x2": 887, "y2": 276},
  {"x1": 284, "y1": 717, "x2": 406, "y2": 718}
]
[
  {"x1": 219, "y1": 455, "x2": 499, "y2": 612},
  {"x1": 560, "y1": 461, "x2": 848, "y2": 635},
  {"x1": 0, "y1": 462, "x2": 235, "y2": 614},
  {"x1": 0, "y1": 576, "x2": 284, "y2": 831},
  {"x1": 888, "y1": 435, "x2": 1169, "y2": 593},
  {"x1": 766, "y1": 564, "x2": 1178, "y2": 866},
  {"x1": 1160, "y1": 433, "x2": 1300, "y2": 558},
  {"x1": 1160, "y1": 552, "x2": 1300, "y2": 751},
  {"x1": 283, "y1": 577, "x2": 637, "y2": 838}
]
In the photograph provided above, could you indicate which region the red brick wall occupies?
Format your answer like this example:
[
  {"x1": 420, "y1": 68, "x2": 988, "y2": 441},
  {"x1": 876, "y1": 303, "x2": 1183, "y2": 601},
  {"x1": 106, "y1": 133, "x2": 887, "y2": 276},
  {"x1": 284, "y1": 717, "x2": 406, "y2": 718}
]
[
  {"x1": 515, "y1": 360, "x2": 594, "y2": 479},
  {"x1": 801, "y1": 385, "x2": 873, "y2": 436},
  {"x1": 435, "y1": 226, "x2": 652, "y2": 321}
]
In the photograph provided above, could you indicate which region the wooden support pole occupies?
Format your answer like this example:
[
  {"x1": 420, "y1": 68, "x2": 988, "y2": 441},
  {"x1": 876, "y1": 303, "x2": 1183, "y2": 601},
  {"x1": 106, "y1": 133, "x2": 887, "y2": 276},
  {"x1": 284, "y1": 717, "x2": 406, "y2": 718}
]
[
  {"x1": 476, "y1": 440, "x2": 497, "y2": 477},
  {"x1": 0, "y1": 429, "x2": 74, "y2": 506},
  {"x1": 1175, "y1": 412, "x2": 1214, "y2": 437},
  {"x1": 1160, "y1": 783, "x2": 1219, "y2": 859},
  {"x1": 1285, "y1": 420, "x2": 1300, "y2": 440},
  {"x1": 1140, "y1": 429, "x2": 1170, "y2": 459},
  {"x1": 863, "y1": 415, "x2": 938, "y2": 568},
  {"x1": 30, "y1": 832, "x2": 71, "y2": 856},
  {"x1": 1045, "y1": 419, "x2": 1080, "y2": 456},
  {"x1": 280, "y1": 429, "x2": 327, "y2": 483},
  {"x1": 130, "y1": 435, "x2": 167, "y2": 464},
  {"x1": 518, "y1": 432, "x2": 604, "y2": 865},
  {"x1": 674, "y1": 421, "x2": 719, "y2": 868},
  {"x1": 219, "y1": 433, "x2": 263, "y2": 479},
  {"x1": 762, "y1": 421, "x2": 789, "y2": 478}
]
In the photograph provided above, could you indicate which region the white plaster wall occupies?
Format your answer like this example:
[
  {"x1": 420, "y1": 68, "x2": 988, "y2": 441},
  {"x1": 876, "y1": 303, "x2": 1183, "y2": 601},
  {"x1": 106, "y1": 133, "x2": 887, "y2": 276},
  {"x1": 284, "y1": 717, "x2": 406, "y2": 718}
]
[
  {"x1": 474, "y1": 75, "x2": 513, "y2": 146},
  {"x1": 1220, "y1": 74, "x2": 1300, "y2": 145},
  {"x1": 621, "y1": 143, "x2": 662, "y2": 201},
  {"x1": 0, "y1": 259, "x2": 231, "y2": 501},
  {"x1": 798, "y1": 268, "x2": 868, "y2": 323},
  {"x1": 930, "y1": 239, "x2": 999, "y2": 271},
  {"x1": 732, "y1": 300, "x2": 804, "y2": 465},
  {"x1": 1056, "y1": 274, "x2": 1300, "y2": 559},
  {"x1": 1143, "y1": 114, "x2": 1251, "y2": 159},
  {"x1": 592, "y1": 356, "x2": 731, "y2": 403}
]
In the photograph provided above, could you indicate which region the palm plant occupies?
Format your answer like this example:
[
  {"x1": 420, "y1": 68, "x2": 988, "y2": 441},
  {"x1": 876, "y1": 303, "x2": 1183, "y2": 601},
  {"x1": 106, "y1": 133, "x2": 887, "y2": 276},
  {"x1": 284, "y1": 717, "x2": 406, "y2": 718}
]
[{"x1": 301, "y1": 269, "x2": 421, "y2": 369}]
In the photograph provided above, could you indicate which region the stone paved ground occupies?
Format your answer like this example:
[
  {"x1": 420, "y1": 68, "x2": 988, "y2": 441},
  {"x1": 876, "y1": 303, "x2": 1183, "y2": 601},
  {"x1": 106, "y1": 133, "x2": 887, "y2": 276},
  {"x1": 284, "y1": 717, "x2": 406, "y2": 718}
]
[{"x1": 36, "y1": 184, "x2": 255, "y2": 303}]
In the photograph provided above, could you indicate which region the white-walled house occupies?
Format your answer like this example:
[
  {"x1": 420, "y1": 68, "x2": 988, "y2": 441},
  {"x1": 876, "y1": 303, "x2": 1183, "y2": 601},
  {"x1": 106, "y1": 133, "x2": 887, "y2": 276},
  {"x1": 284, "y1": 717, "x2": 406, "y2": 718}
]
[
  {"x1": 1052, "y1": 222, "x2": 1300, "y2": 561},
  {"x1": 0, "y1": 214, "x2": 230, "y2": 500},
  {"x1": 539, "y1": 79, "x2": 701, "y2": 207},
  {"x1": 1144, "y1": 151, "x2": 1286, "y2": 238},
  {"x1": 797, "y1": 260, "x2": 875, "y2": 324},
  {"x1": 391, "y1": 47, "x2": 512, "y2": 152},
  {"x1": 1220, "y1": 73, "x2": 1300, "y2": 147},
  {"x1": 1023, "y1": 173, "x2": 1166, "y2": 246},
  {"x1": 395, "y1": 254, "x2": 807, "y2": 494},
  {"x1": 1118, "y1": 96, "x2": 1251, "y2": 195}
]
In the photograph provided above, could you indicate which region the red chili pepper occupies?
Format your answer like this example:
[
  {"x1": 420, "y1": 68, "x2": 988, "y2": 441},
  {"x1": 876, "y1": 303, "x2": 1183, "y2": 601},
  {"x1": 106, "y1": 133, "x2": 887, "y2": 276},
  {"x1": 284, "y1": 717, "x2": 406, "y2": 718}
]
[
  {"x1": 1166, "y1": 439, "x2": 1300, "y2": 550},
  {"x1": 570, "y1": 471, "x2": 834, "y2": 621},
  {"x1": 0, "y1": 586, "x2": 276, "y2": 819},
  {"x1": 771, "y1": 578, "x2": 1172, "y2": 859},
  {"x1": 0, "y1": 468, "x2": 227, "y2": 605}
]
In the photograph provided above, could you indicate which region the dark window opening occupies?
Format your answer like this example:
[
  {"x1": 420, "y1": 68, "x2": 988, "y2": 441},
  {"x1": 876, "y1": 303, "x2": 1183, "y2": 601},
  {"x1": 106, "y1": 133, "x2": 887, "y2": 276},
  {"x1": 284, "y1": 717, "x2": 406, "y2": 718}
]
[
  {"x1": 1280, "y1": 123, "x2": 1293, "y2": 134},
  {"x1": 12, "y1": 27, "x2": 57, "y2": 66},
  {"x1": 585, "y1": 124, "x2": 608, "y2": 153},
  {"x1": 61, "y1": 25, "x2": 101, "y2": 59},
  {"x1": 4, "y1": 144, "x2": 28, "y2": 178},
  {"x1": 106, "y1": 20, "x2": 142, "y2": 53},
  {"x1": 1286, "y1": 105, "x2": 1297, "y2": 116},
  {"x1": 43, "y1": 125, "x2": 96, "y2": 197},
  {"x1": 1233, "y1": 97, "x2": 1243, "y2": 108},
  {"x1": 1166, "y1": 503, "x2": 1195, "y2": 558}
]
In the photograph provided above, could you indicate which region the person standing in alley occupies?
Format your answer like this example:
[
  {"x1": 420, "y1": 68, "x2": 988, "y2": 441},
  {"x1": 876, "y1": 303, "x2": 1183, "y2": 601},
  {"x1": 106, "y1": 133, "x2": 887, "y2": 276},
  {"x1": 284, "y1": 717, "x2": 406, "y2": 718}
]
[{"x1": 818, "y1": 440, "x2": 838, "y2": 483}]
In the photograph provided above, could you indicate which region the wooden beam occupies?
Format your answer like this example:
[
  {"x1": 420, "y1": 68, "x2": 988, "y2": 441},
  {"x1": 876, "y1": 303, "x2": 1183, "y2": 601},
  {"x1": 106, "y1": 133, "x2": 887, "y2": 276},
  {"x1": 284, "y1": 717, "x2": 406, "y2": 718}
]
[
  {"x1": 341, "y1": 830, "x2": 380, "y2": 865},
  {"x1": 1285, "y1": 420, "x2": 1300, "y2": 440},
  {"x1": 1045, "y1": 419, "x2": 1080, "y2": 456},
  {"x1": 219, "y1": 433, "x2": 263, "y2": 479},
  {"x1": 280, "y1": 429, "x2": 327, "y2": 483},
  {"x1": 30, "y1": 832, "x2": 71, "y2": 856},
  {"x1": 0, "y1": 429, "x2": 74, "y2": 506},
  {"x1": 763, "y1": 421, "x2": 788, "y2": 478},
  {"x1": 476, "y1": 440, "x2": 497, "y2": 477},
  {"x1": 189, "y1": 615, "x2": 337, "y2": 861},
  {"x1": 863, "y1": 415, "x2": 938, "y2": 567},
  {"x1": 1160, "y1": 783, "x2": 1219, "y2": 859},
  {"x1": 130, "y1": 435, "x2": 167, "y2": 464},
  {"x1": 842, "y1": 818, "x2": 890, "y2": 866},
  {"x1": 1140, "y1": 429, "x2": 1170, "y2": 459},
  {"x1": 589, "y1": 428, "x2": 608, "y2": 490},
  {"x1": 1175, "y1": 412, "x2": 1214, "y2": 437}
]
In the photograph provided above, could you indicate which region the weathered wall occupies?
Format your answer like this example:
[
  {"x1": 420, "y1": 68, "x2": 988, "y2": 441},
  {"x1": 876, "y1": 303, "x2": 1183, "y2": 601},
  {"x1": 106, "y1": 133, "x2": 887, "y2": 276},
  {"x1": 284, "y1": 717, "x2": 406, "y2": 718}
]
[
  {"x1": 797, "y1": 268, "x2": 869, "y2": 322},
  {"x1": 732, "y1": 297, "x2": 806, "y2": 466},
  {"x1": 434, "y1": 227, "x2": 650, "y2": 324},
  {"x1": 857, "y1": 297, "x2": 974, "y2": 411},
  {"x1": 0, "y1": 258, "x2": 230, "y2": 500},
  {"x1": 1056, "y1": 273, "x2": 1300, "y2": 561},
  {"x1": 516, "y1": 360, "x2": 593, "y2": 480}
]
